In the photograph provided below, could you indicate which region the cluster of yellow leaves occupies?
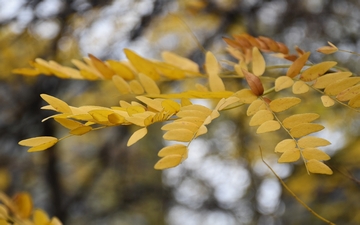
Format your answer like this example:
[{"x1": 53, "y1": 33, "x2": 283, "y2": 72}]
[
  {"x1": 16, "y1": 32, "x2": 360, "y2": 174},
  {"x1": 247, "y1": 97, "x2": 332, "y2": 175},
  {"x1": 0, "y1": 192, "x2": 61, "y2": 225}
]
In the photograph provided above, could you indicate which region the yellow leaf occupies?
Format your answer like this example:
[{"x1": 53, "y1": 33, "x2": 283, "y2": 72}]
[
  {"x1": 336, "y1": 84, "x2": 360, "y2": 101},
  {"x1": 162, "y1": 100, "x2": 181, "y2": 114},
  {"x1": 275, "y1": 139, "x2": 296, "y2": 153},
  {"x1": 126, "y1": 106, "x2": 146, "y2": 116},
  {"x1": 12, "y1": 68, "x2": 40, "y2": 76},
  {"x1": 234, "y1": 62, "x2": 247, "y2": 77},
  {"x1": 40, "y1": 94, "x2": 72, "y2": 114},
  {"x1": 306, "y1": 159, "x2": 333, "y2": 175},
  {"x1": 161, "y1": 51, "x2": 199, "y2": 73},
  {"x1": 275, "y1": 76, "x2": 294, "y2": 92},
  {"x1": 313, "y1": 72, "x2": 352, "y2": 89},
  {"x1": 154, "y1": 155, "x2": 183, "y2": 170},
  {"x1": 80, "y1": 69, "x2": 99, "y2": 80},
  {"x1": 286, "y1": 52, "x2": 311, "y2": 78},
  {"x1": 249, "y1": 110, "x2": 273, "y2": 126},
  {"x1": 316, "y1": 42, "x2": 338, "y2": 54},
  {"x1": 89, "y1": 109, "x2": 114, "y2": 125},
  {"x1": 292, "y1": 80, "x2": 309, "y2": 94},
  {"x1": 54, "y1": 118, "x2": 83, "y2": 130},
  {"x1": 181, "y1": 98, "x2": 192, "y2": 106},
  {"x1": 70, "y1": 126, "x2": 92, "y2": 135},
  {"x1": 234, "y1": 89, "x2": 257, "y2": 104},
  {"x1": 49, "y1": 217, "x2": 63, "y2": 225},
  {"x1": 177, "y1": 110, "x2": 209, "y2": 119},
  {"x1": 246, "y1": 99, "x2": 266, "y2": 116},
  {"x1": 124, "y1": 49, "x2": 160, "y2": 80},
  {"x1": 282, "y1": 113, "x2": 320, "y2": 129},
  {"x1": 27, "y1": 140, "x2": 58, "y2": 152},
  {"x1": 127, "y1": 128, "x2": 148, "y2": 146},
  {"x1": 256, "y1": 120, "x2": 280, "y2": 133},
  {"x1": 298, "y1": 136, "x2": 331, "y2": 148},
  {"x1": 33, "y1": 209, "x2": 50, "y2": 225},
  {"x1": 158, "y1": 144, "x2": 188, "y2": 157},
  {"x1": 163, "y1": 129, "x2": 194, "y2": 142},
  {"x1": 269, "y1": 97, "x2": 301, "y2": 112},
  {"x1": 290, "y1": 123, "x2": 324, "y2": 138},
  {"x1": 138, "y1": 73, "x2": 160, "y2": 94},
  {"x1": 146, "y1": 90, "x2": 233, "y2": 99},
  {"x1": 196, "y1": 125, "x2": 208, "y2": 137},
  {"x1": 180, "y1": 105, "x2": 212, "y2": 115},
  {"x1": 321, "y1": 95, "x2": 335, "y2": 107},
  {"x1": 301, "y1": 61, "x2": 337, "y2": 81},
  {"x1": 13, "y1": 192, "x2": 32, "y2": 219},
  {"x1": 129, "y1": 80, "x2": 145, "y2": 94},
  {"x1": 106, "y1": 60, "x2": 135, "y2": 80},
  {"x1": 348, "y1": 93, "x2": 360, "y2": 108},
  {"x1": 251, "y1": 47, "x2": 266, "y2": 76},
  {"x1": 136, "y1": 96, "x2": 162, "y2": 112},
  {"x1": 206, "y1": 52, "x2": 225, "y2": 92},
  {"x1": 278, "y1": 148, "x2": 301, "y2": 163},
  {"x1": 176, "y1": 117, "x2": 205, "y2": 126},
  {"x1": 302, "y1": 148, "x2": 330, "y2": 161},
  {"x1": 324, "y1": 77, "x2": 360, "y2": 96},
  {"x1": 88, "y1": 54, "x2": 115, "y2": 79},
  {"x1": 19, "y1": 136, "x2": 58, "y2": 147},
  {"x1": 108, "y1": 113, "x2": 125, "y2": 125},
  {"x1": 112, "y1": 75, "x2": 131, "y2": 94},
  {"x1": 161, "y1": 121, "x2": 199, "y2": 132}
]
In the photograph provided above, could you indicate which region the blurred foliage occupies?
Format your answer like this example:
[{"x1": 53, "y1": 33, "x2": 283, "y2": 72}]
[{"x1": 2, "y1": 0, "x2": 360, "y2": 225}]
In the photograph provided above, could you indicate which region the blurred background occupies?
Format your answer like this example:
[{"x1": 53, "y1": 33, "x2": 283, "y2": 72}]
[{"x1": 1, "y1": 0, "x2": 360, "y2": 224}]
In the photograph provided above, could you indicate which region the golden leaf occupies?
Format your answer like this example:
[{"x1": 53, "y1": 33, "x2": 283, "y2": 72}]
[
  {"x1": 180, "y1": 105, "x2": 212, "y2": 115},
  {"x1": 89, "y1": 109, "x2": 115, "y2": 125},
  {"x1": 348, "y1": 93, "x2": 360, "y2": 108},
  {"x1": 181, "y1": 98, "x2": 192, "y2": 106},
  {"x1": 127, "y1": 128, "x2": 148, "y2": 146},
  {"x1": 216, "y1": 97, "x2": 240, "y2": 111},
  {"x1": 88, "y1": 54, "x2": 115, "y2": 79},
  {"x1": 54, "y1": 118, "x2": 84, "y2": 130},
  {"x1": 252, "y1": 47, "x2": 266, "y2": 76},
  {"x1": 275, "y1": 139, "x2": 296, "y2": 153},
  {"x1": 146, "y1": 91, "x2": 233, "y2": 99},
  {"x1": 324, "y1": 77, "x2": 360, "y2": 96},
  {"x1": 70, "y1": 126, "x2": 92, "y2": 135},
  {"x1": 49, "y1": 217, "x2": 62, "y2": 225},
  {"x1": 162, "y1": 51, "x2": 199, "y2": 73},
  {"x1": 306, "y1": 159, "x2": 333, "y2": 175},
  {"x1": 124, "y1": 49, "x2": 160, "y2": 80},
  {"x1": 106, "y1": 60, "x2": 135, "y2": 80},
  {"x1": 312, "y1": 72, "x2": 352, "y2": 89},
  {"x1": 275, "y1": 76, "x2": 294, "y2": 92},
  {"x1": 176, "y1": 117, "x2": 206, "y2": 126},
  {"x1": 13, "y1": 192, "x2": 32, "y2": 219},
  {"x1": 163, "y1": 129, "x2": 194, "y2": 142},
  {"x1": 177, "y1": 110, "x2": 209, "y2": 119},
  {"x1": 282, "y1": 113, "x2": 320, "y2": 129},
  {"x1": 112, "y1": 75, "x2": 131, "y2": 94},
  {"x1": 290, "y1": 123, "x2": 324, "y2": 138},
  {"x1": 161, "y1": 100, "x2": 181, "y2": 114},
  {"x1": 40, "y1": 94, "x2": 72, "y2": 114},
  {"x1": 158, "y1": 144, "x2": 188, "y2": 157},
  {"x1": 154, "y1": 155, "x2": 183, "y2": 170},
  {"x1": 278, "y1": 148, "x2": 300, "y2": 163},
  {"x1": 129, "y1": 80, "x2": 145, "y2": 94},
  {"x1": 316, "y1": 42, "x2": 338, "y2": 54},
  {"x1": 234, "y1": 89, "x2": 257, "y2": 104},
  {"x1": 161, "y1": 121, "x2": 199, "y2": 132},
  {"x1": 33, "y1": 209, "x2": 50, "y2": 225},
  {"x1": 321, "y1": 95, "x2": 335, "y2": 107},
  {"x1": 336, "y1": 84, "x2": 360, "y2": 101},
  {"x1": 298, "y1": 136, "x2": 331, "y2": 148},
  {"x1": 206, "y1": 52, "x2": 225, "y2": 92},
  {"x1": 108, "y1": 113, "x2": 125, "y2": 125},
  {"x1": 234, "y1": 62, "x2": 247, "y2": 77},
  {"x1": 286, "y1": 52, "x2": 310, "y2": 78},
  {"x1": 247, "y1": 99, "x2": 266, "y2": 116},
  {"x1": 12, "y1": 68, "x2": 40, "y2": 76},
  {"x1": 292, "y1": 80, "x2": 309, "y2": 94},
  {"x1": 136, "y1": 96, "x2": 162, "y2": 112},
  {"x1": 195, "y1": 125, "x2": 208, "y2": 137},
  {"x1": 249, "y1": 110, "x2": 273, "y2": 126},
  {"x1": 138, "y1": 73, "x2": 160, "y2": 94},
  {"x1": 269, "y1": 97, "x2": 301, "y2": 112},
  {"x1": 302, "y1": 148, "x2": 330, "y2": 161},
  {"x1": 301, "y1": 61, "x2": 337, "y2": 81},
  {"x1": 19, "y1": 136, "x2": 58, "y2": 147},
  {"x1": 256, "y1": 120, "x2": 281, "y2": 133}
]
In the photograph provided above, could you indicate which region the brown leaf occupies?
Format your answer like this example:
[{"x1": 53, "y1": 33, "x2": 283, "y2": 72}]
[{"x1": 242, "y1": 69, "x2": 264, "y2": 96}]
